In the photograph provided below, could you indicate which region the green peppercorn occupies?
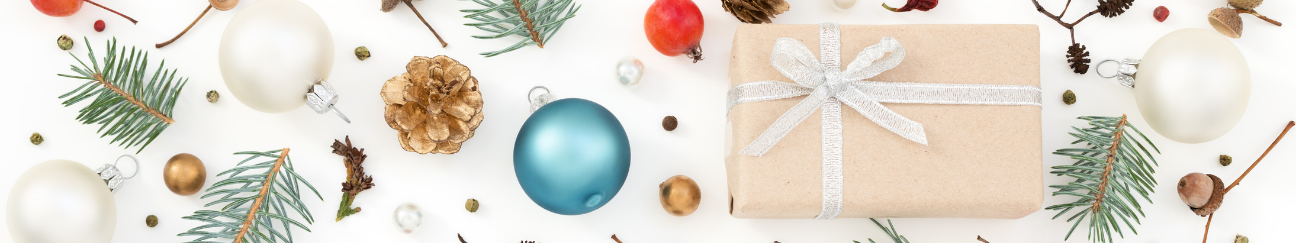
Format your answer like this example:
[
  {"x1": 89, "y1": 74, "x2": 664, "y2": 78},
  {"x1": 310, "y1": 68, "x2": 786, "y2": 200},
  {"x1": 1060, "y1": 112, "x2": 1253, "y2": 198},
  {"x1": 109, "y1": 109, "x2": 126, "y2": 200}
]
[
  {"x1": 355, "y1": 46, "x2": 370, "y2": 61},
  {"x1": 465, "y1": 198, "x2": 479, "y2": 213},
  {"x1": 207, "y1": 90, "x2": 220, "y2": 103},
  {"x1": 30, "y1": 132, "x2": 43, "y2": 145},
  {"x1": 1220, "y1": 155, "x2": 1232, "y2": 166},
  {"x1": 1235, "y1": 234, "x2": 1248, "y2": 243},
  {"x1": 1063, "y1": 90, "x2": 1076, "y2": 105},
  {"x1": 146, "y1": 215, "x2": 158, "y2": 227},
  {"x1": 57, "y1": 35, "x2": 73, "y2": 50}
]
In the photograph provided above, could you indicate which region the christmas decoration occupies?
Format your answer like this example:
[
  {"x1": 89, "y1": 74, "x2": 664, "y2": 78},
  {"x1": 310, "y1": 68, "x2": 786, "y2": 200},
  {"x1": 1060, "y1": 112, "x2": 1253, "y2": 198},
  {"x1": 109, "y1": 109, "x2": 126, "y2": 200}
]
[
  {"x1": 465, "y1": 198, "x2": 479, "y2": 213},
  {"x1": 31, "y1": 0, "x2": 136, "y2": 23},
  {"x1": 163, "y1": 153, "x2": 206, "y2": 196},
  {"x1": 462, "y1": 0, "x2": 580, "y2": 57},
  {"x1": 29, "y1": 132, "x2": 43, "y2": 145},
  {"x1": 1154, "y1": 6, "x2": 1169, "y2": 22},
  {"x1": 146, "y1": 215, "x2": 158, "y2": 227},
  {"x1": 1096, "y1": 29, "x2": 1250, "y2": 144},
  {"x1": 882, "y1": 0, "x2": 937, "y2": 12},
  {"x1": 155, "y1": 0, "x2": 241, "y2": 48},
  {"x1": 721, "y1": 0, "x2": 789, "y2": 24},
  {"x1": 1208, "y1": 0, "x2": 1280, "y2": 38},
  {"x1": 1048, "y1": 115, "x2": 1160, "y2": 243},
  {"x1": 658, "y1": 175, "x2": 700, "y2": 216},
  {"x1": 382, "y1": 0, "x2": 448, "y2": 47},
  {"x1": 354, "y1": 46, "x2": 370, "y2": 61},
  {"x1": 856, "y1": 219, "x2": 910, "y2": 243},
  {"x1": 57, "y1": 35, "x2": 73, "y2": 50},
  {"x1": 381, "y1": 56, "x2": 485, "y2": 154},
  {"x1": 616, "y1": 57, "x2": 644, "y2": 87},
  {"x1": 1187, "y1": 121, "x2": 1292, "y2": 243},
  {"x1": 178, "y1": 149, "x2": 321, "y2": 243},
  {"x1": 8, "y1": 156, "x2": 138, "y2": 243},
  {"x1": 831, "y1": 0, "x2": 857, "y2": 10},
  {"x1": 331, "y1": 136, "x2": 374, "y2": 221},
  {"x1": 1031, "y1": 0, "x2": 1135, "y2": 74},
  {"x1": 93, "y1": 20, "x2": 104, "y2": 32},
  {"x1": 393, "y1": 203, "x2": 422, "y2": 233},
  {"x1": 56, "y1": 38, "x2": 188, "y2": 153},
  {"x1": 515, "y1": 87, "x2": 630, "y2": 215},
  {"x1": 645, "y1": 0, "x2": 704, "y2": 62},
  {"x1": 1063, "y1": 90, "x2": 1076, "y2": 105},
  {"x1": 219, "y1": 0, "x2": 350, "y2": 123}
]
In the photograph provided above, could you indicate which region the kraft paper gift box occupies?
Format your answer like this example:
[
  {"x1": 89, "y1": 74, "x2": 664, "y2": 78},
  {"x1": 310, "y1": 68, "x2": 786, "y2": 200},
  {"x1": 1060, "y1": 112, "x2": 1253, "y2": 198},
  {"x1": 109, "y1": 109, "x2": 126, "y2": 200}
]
[{"x1": 724, "y1": 24, "x2": 1044, "y2": 219}]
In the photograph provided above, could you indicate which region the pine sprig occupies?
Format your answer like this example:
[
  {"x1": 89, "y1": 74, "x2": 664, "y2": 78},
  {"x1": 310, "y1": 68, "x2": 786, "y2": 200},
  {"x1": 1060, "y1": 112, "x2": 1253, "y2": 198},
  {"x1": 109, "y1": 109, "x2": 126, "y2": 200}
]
[
  {"x1": 57, "y1": 37, "x2": 187, "y2": 153},
  {"x1": 854, "y1": 219, "x2": 910, "y2": 243},
  {"x1": 462, "y1": 0, "x2": 580, "y2": 57},
  {"x1": 1047, "y1": 115, "x2": 1160, "y2": 243},
  {"x1": 178, "y1": 149, "x2": 322, "y2": 243}
]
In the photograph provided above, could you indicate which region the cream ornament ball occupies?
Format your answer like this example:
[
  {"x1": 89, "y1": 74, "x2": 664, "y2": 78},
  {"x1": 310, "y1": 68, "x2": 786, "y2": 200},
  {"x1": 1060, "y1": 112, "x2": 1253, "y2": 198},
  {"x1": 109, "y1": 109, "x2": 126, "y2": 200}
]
[
  {"x1": 219, "y1": 0, "x2": 334, "y2": 113},
  {"x1": 1134, "y1": 29, "x2": 1250, "y2": 144},
  {"x1": 7, "y1": 160, "x2": 116, "y2": 243}
]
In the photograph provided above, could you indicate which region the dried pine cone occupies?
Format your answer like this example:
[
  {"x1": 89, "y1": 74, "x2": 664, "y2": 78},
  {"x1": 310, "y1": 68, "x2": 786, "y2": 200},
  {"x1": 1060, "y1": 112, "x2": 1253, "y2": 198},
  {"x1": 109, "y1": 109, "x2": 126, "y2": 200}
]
[
  {"x1": 1097, "y1": 0, "x2": 1134, "y2": 18},
  {"x1": 721, "y1": 0, "x2": 789, "y2": 24},
  {"x1": 382, "y1": 56, "x2": 485, "y2": 154},
  {"x1": 1066, "y1": 43, "x2": 1091, "y2": 74}
]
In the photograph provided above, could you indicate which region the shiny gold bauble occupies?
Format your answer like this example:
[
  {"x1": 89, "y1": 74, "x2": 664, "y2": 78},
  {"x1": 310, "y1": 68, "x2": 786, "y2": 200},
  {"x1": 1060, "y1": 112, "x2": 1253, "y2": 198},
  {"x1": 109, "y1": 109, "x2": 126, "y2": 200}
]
[
  {"x1": 163, "y1": 153, "x2": 207, "y2": 196},
  {"x1": 659, "y1": 175, "x2": 701, "y2": 216}
]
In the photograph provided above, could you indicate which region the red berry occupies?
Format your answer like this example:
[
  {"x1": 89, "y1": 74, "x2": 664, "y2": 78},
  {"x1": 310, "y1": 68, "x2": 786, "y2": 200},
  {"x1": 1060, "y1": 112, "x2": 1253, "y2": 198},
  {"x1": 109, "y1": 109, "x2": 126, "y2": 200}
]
[
  {"x1": 31, "y1": 0, "x2": 83, "y2": 17},
  {"x1": 94, "y1": 20, "x2": 105, "y2": 32},
  {"x1": 645, "y1": 0, "x2": 705, "y2": 63},
  {"x1": 1153, "y1": 6, "x2": 1169, "y2": 22}
]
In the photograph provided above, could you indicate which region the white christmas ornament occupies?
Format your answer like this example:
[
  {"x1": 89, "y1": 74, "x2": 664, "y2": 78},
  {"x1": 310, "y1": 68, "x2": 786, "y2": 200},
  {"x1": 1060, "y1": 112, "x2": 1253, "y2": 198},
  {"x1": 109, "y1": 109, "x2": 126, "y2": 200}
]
[
  {"x1": 393, "y1": 203, "x2": 423, "y2": 233},
  {"x1": 7, "y1": 159, "x2": 132, "y2": 243},
  {"x1": 219, "y1": 0, "x2": 349, "y2": 122},
  {"x1": 832, "y1": 0, "x2": 858, "y2": 10},
  {"x1": 1100, "y1": 28, "x2": 1250, "y2": 144},
  {"x1": 616, "y1": 57, "x2": 644, "y2": 87}
]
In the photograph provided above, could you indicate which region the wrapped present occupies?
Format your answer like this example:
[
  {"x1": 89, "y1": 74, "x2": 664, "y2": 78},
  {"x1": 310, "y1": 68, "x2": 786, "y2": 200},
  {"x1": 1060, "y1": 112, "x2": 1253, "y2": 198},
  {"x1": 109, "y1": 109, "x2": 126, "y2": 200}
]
[{"x1": 725, "y1": 24, "x2": 1043, "y2": 219}]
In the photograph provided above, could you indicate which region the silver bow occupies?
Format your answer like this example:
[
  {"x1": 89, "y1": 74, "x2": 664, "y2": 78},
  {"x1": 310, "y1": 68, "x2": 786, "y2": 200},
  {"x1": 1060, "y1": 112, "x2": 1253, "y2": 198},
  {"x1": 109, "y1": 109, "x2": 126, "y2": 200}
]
[{"x1": 726, "y1": 23, "x2": 1043, "y2": 219}]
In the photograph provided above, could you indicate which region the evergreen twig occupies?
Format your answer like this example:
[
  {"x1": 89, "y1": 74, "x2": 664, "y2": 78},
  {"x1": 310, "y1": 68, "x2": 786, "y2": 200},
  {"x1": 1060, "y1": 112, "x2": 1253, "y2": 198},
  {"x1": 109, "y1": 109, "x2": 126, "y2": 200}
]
[
  {"x1": 1047, "y1": 115, "x2": 1160, "y2": 243},
  {"x1": 1199, "y1": 121, "x2": 1294, "y2": 243},
  {"x1": 331, "y1": 136, "x2": 374, "y2": 222},
  {"x1": 178, "y1": 149, "x2": 322, "y2": 243},
  {"x1": 462, "y1": 0, "x2": 580, "y2": 57},
  {"x1": 854, "y1": 219, "x2": 910, "y2": 243},
  {"x1": 58, "y1": 37, "x2": 187, "y2": 153}
]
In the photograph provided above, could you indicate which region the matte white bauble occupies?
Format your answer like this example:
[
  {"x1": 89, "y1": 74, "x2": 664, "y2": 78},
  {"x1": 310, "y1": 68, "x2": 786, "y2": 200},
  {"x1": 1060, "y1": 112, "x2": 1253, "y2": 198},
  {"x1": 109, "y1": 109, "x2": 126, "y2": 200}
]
[
  {"x1": 7, "y1": 160, "x2": 116, "y2": 243},
  {"x1": 832, "y1": 0, "x2": 858, "y2": 10},
  {"x1": 219, "y1": 0, "x2": 334, "y2": 113},
  {"x1": 1135, "y1": 28, "x2": 1250, "y2": 144}
]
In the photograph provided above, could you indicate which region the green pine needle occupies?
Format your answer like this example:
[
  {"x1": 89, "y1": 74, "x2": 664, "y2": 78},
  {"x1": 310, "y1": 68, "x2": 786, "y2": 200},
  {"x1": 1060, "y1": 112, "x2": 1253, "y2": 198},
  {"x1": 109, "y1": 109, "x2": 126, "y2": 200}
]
[
  {"x1": 57, "y1": 37, "x2": 187, "y2": 153},
  {"x1": 855, "y1": 218, "x2": 910, "y2": 243},
  {"x1": 462, "y1": 0, "x2": 580, "y2": 57},
  {"x1": 179, "y1": 149, "x2": 321, "y2": 243},
  {"x1": 1047, "y1": 115, "x2": 1160, "y2": 243}
]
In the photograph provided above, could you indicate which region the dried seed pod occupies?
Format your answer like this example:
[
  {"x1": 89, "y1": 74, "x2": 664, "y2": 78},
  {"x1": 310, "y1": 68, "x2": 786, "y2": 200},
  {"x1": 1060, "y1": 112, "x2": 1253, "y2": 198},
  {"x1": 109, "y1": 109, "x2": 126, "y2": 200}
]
[
  {"x1": 1178, "y1": 173, "x2": 1225, "y2": 217},
  {"x1": 146, "y1": 215, "x2": 158, "y2": 227},
  {"x1": 1228, "y1": 0, "x2": 1262, "y2": 10},
  {"x1": 1220, "y1": 154, "x2": 1232, "y2": 166},
  {"x1": 662, "y1": 116, "x2": 678, "y2": 131},
  {"x1": 465, "y1": 198, "x2": 479, "y2": 213},
  {"x1": 57, "y1": 35, "x2": 73, "y2": 50},
  {"x1": 1062, "y1": 90, "x2": 1076, "y2": 105},
  {"x1": 381, "y1": 56, "x2": 484, "y2": 154},
  {"x1": 30, "y1": 132, "x2": 43, "y2": 145},
  {"x1": 1235, "y1": 234, "x2": 1249, "y2": 243},
  {"x1": 1209, "y1": 8, "x2": 1244, "y2": 38},
  {"x1": 355, "y1": 46, "x2": 370, "y2": 61},
  {"x1": 206, "y1": 90, "x2": 219, "y2": 103},
  {"x1": 721, "y1": 0, "x2": 790, "y2": 24}
]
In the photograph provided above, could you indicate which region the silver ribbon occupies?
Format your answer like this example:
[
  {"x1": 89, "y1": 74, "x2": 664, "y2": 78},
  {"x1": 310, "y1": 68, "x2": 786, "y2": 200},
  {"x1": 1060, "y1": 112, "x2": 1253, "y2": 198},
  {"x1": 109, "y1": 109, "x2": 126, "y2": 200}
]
[{"x1": 726, "y1": 23, "x2": 1043, "y2": 219}]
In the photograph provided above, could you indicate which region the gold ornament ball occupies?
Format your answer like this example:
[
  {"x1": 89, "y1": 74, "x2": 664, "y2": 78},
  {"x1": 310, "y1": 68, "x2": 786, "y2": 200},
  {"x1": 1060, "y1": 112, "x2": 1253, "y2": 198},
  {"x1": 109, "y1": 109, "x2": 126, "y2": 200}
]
[
  {"x1": 659, "y1": 175, "x2": 701, "y2": 216},
  {"x1": 163, "y1": 153, "x2": 207, "y2": 196}
]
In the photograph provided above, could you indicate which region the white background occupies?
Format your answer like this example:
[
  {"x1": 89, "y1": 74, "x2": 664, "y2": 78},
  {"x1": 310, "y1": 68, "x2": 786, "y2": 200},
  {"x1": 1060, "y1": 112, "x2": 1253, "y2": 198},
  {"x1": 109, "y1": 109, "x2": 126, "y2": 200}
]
[{"x1": 2, "y1": 0, "x2": 1295, "y2": 242}]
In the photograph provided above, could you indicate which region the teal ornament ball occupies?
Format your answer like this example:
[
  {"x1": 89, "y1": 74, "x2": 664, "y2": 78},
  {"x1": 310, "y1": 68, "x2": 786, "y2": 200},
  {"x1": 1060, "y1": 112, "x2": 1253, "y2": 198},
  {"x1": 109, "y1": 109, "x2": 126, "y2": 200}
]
[{"x1": 514, "y1": 98, "x2": 631, "y2": 215}]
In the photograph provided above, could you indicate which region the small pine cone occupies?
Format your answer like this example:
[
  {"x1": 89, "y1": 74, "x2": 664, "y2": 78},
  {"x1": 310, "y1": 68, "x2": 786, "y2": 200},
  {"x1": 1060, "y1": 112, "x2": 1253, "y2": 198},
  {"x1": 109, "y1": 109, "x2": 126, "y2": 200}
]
[
  {"x1": 1228, "y1": 0, "x2": 1262, "y2": 10},
  {"x1": 721, "y1": 0, "x2": 790, "y2": 24},
  {"x1": 1066, "y1": 43, "x2": 1091, "y2": 74},
  {"x1": 1097, "y1": 0, "x2": 1135, "y2": 18},
  {"x1": 382, "y1": 56, "x2": 485, "y2": 154}
]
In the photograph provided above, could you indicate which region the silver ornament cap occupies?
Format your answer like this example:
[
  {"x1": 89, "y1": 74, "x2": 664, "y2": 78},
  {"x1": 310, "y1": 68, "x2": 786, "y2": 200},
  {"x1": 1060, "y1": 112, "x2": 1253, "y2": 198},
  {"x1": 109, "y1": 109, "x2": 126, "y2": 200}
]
[{"x1": 306, "y1": 80, "x2": 351, "y2": 123}]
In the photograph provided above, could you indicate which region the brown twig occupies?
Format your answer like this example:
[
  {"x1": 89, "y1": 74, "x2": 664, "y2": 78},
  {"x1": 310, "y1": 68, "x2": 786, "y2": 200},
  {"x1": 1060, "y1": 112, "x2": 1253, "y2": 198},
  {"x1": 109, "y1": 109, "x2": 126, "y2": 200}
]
[
  {"x1": 90, "y1": 74, "x2": 175, "y2": 124},
  {"x1": 233, "y1": 148, "x2": 290, "y2": 243},
  {"x1": 459, "y1": 233, "x2": 468, "y2": 243},
  {"x1": 1030, "y1": 0, "x2": 1100, "y2": 45},
  {"x1": 977, "y1": 235, "x2": 990, "y2": 243},
  {"x1": 1200, "y1": 121, "x2": 1294, "y2": 243},
  {"x1": 1234, "y1": 9, "x2": 1283, "y2": 27},
  {"x1": 83, "y1": 0, "x2": 137, "y2": 24},
  {"x1": 156, "y1": 5, "x2": 212, "y2": 48},
  {"x1": 403, "y1": 0, "x2": 448, "y2": 48},
  {"x1": 611, "y1": 235, "x2": 623, "y2": 243},
  {"x1": 510, "y1": 0, "x2": 544, "y2": 48},
  {"x1": 1089, "y1": 115, "x2": 1128, "y2": 214}
]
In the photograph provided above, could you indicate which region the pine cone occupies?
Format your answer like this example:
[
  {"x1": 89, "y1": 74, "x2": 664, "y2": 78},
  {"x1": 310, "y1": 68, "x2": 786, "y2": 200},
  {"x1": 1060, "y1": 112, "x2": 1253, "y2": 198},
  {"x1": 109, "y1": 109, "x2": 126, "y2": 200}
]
[
  {"x1": 721, "y1": 0, "x2": 790, "y2": 24},
  {"x1": 1096, "y1": 0, "x2": 1134, "y2": 18},
  {"x1": 1066, "y1": 43, "x2": 1091, "y2": 74},
  {"x1": 381, "y1": 56, "x2": 485, "y2": 154}
]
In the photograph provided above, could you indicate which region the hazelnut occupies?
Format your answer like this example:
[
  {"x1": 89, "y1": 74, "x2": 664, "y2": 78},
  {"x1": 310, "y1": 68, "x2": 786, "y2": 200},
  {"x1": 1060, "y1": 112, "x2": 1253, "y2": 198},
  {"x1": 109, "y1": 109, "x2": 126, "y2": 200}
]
[{"x1": 1178, "y1": 172, "x2": 1213, "y2": 208}]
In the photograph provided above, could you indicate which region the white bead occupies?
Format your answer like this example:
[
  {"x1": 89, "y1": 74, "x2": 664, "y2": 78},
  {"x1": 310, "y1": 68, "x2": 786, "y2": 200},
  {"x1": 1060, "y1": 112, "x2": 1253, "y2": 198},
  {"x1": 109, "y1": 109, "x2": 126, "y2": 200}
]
[
  {"x1": 219, "y1": 0, "x2": 335, "y2": 113},
  {"x1": 393, "y1": 203, "x2": 423, "y2": 233},
  {"x1": 1135, "y1": 28, "x2": 1250, "y2": 144},
  {"x1": 616, "y1": 57, "x2": 644, "y2": 87},
  {"x1": 7, "y1": 160, "x2": 116, "y2": 243},
  {"x1": 832, "y1": 0, "x2": 858, "y2": 10}
]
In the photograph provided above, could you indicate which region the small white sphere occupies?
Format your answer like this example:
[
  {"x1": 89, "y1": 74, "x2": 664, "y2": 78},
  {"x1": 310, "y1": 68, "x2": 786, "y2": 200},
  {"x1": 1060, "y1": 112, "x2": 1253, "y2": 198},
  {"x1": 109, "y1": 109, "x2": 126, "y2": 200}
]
[
  {"x1": 832, "y1": 0, "x2": 858, "y2": 10},
  {"x1": 1135, "y1": 28, "x2": 1250, "y2": 144},
  {"x1": 7, "y1": 160, "x2": 116, "y2": 243},
  {"x1": 219, "y1": 0, "x2": 334, "y2": 113},
  {"x1": 616, "y1": 57, "x2": 644, "y2": 87},
  {"x1": 393, "y1": 203, "x2": 423, "y2": 233}
]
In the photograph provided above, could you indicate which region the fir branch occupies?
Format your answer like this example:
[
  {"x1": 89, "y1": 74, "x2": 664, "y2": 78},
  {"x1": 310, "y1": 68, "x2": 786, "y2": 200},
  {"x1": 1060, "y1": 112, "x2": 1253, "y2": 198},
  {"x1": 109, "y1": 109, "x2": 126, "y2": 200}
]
[
  {"x1": 854, "y1": 219, "x2": 910, "y2": 243},
  {"x1": 57, "y1": 37, "x2": 187, "y2": 153},
  {"x1": 462, "y1": 0, "x2": 580, "y2": 57},
  {"x1": 178, "y1": 148, "x2": 322, "y2": 243},
  {"x1": 1047, "y1": 115, "x2": 1160, "y2": 243},
  {"x1": 332, "y1": 136, "x2": 374, "y2": 222}
]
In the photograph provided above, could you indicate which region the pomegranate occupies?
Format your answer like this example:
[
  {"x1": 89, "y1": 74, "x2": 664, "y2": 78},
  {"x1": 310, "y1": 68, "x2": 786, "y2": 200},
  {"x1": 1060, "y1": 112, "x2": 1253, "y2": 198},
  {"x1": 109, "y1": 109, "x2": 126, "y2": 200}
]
[{"x1": 645, "y1": 0, "x2": 705, "y2": 63}]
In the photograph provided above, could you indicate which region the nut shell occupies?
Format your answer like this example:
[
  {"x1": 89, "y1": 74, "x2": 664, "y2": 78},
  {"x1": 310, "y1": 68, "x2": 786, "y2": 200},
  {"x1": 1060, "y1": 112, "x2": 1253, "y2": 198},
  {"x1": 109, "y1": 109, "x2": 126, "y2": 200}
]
[
  {"x1": 659, "y1": 175, "x2": 701, "y2": 216},
  {"x1": 1208, "y1": 8, "x2": 1244, "y2": 38},
  {"x1": 210, "y1": 0, "x2": 239, "y2": 11},
  {"x1": 163, "y1": 153, "x2": 207, "y2": 196},
  {"x1": 381, "y1": 56, "x2": 484, "y2": 154},
  {"x1": 1228, "y1": 0, "x2": 1262, "y2": 10},
  {"x1": 1177, "y1": 173, "x2": 1213, "y2": 208}
]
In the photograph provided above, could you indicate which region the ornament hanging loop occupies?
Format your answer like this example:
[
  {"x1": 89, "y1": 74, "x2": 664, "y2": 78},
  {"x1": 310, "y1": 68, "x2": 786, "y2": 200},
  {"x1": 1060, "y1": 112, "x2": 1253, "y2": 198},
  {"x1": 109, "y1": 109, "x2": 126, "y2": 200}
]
[
  {"x1": 96, "y1": 154, "x2": 140, "y2": 192},
  {"x1": 528, "y1": 86, "x2": 555, "y2": 113},
  {"x1": 307, "y1": 80, "x2": 351, "y2": 123},
  {"x1": 1096, "y1": 58, "x2": 1140, "y2": 88}
]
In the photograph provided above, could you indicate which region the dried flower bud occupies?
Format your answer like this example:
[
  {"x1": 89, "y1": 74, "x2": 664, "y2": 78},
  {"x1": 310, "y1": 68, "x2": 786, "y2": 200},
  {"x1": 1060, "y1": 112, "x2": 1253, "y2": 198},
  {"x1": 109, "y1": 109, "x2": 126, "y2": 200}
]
[
  {"x1": 1220, "y1": 155, "x2": 1232, "y2": 166},
  {"x1": 355, "y1": 46, "x2": 371, "y2": 61},
  {"x1": 465, "y1": 198, "x2": 479, "y2": 213},
  {"x1": 30, "y1": 132, "x2": 43, "y2": 145},
  {"x1": 1063, "y1": 90, "x2": 1076, "y2": 105},
  {"x1": 57, "y1": 35, "x2": 73, "y2": 50},
  {"x1": 146, "y1": 215, "x2": 158, "y2": 227},
  {"x1": 1235, "y1": 234, "x2": 1249, "y2": 243},
  {"x1": 207, "y1": 90, "x2": 220, "y2": 103},
  {"x1": 663, "y1": 116, "x2": 678, "y2": 131}
]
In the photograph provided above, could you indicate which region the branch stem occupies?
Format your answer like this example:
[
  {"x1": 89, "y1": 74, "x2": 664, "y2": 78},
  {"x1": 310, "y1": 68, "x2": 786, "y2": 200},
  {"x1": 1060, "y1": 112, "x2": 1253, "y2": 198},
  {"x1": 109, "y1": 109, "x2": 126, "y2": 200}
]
[
  {"x1": 156, "y1": 5, "x2": 212, "y2": 48},
  {"x1": 1090, "y1": 115, "x2": 1128, "y2": 214},
  {"x1": 1236, "y1": 9, "x2": 1283, "y2": 26},
  {"x1": 403, "y1": 0, "x2": 448, "y2": 48},
  {"x1": 612, "y1": 235, "x2": 624, "y2": 243},
  {"x1": 233, "y1": 148, "x2": 290, "y2": 243},
  {"x1": 1224, "y1": 121, "x2": 1294, "y2": 193},
  {"x1": 1202, "y1": 213, "x2": 1214, "y2": 243},
  {"x1": 511, "y1": 0, "x2": 545, "y2": 48},
  {"x1": 90, "y1": 74, "x2": 175, "y2": 124},
  {"x1": 83, "y1": 0, "x2": 137, "y2": 24}
]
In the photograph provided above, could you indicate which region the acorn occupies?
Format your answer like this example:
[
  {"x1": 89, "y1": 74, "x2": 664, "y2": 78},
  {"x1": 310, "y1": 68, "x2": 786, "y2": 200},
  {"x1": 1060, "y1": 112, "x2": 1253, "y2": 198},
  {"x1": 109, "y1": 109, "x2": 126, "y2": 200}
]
[
  {"x1": 1228, "y1": 0, "x2": 1262, "y2": 10},
  {"x1": 1178, "y1": 172, "x2": 1225, "y2": 216},
  {"x1": 1209, "y1": 8, "x2": 1244, "y2": 38}
]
